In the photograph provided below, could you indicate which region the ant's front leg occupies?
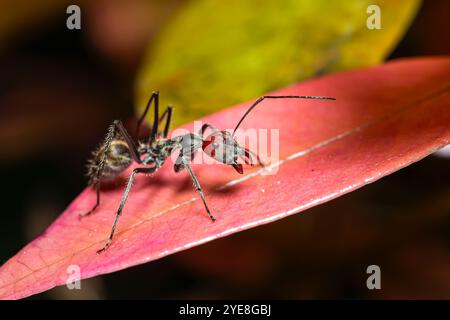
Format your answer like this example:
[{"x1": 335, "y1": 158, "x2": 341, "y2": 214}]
[
  {"x1": 243, "y1": 148, "x2": 267, "y2": 167},
  {"x1": 97, "y1": 166, "x2": 157, "y2": 253},
  {"x1": 177, "y1": 155, "x2": 216, "y2": 222}
]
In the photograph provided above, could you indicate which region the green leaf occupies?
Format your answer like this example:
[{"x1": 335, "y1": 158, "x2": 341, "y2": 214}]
[{"x1": 136, "y1": 0, "x2": 421, "y2": 126}]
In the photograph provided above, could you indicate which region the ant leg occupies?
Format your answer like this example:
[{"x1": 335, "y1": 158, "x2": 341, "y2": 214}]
[
  {"x1": 135, "y1": 91, "x2": 160, "y2": 142},
  {"x1": 97, "y1": 166, "x2": 157, "y2": 253},
  {"x1": 81, "y1": 121, "x2": 143, "y2": 217},
  {"x1": 158, "y1": 105, "x2": 173, "y2": 138},
  {"x1": 113, "y1": 120, "x2": 143, "y2": 164},
  {"x1": 180, "y1": 156, "x2": 216, "y2": 222},
  {"x1": 80, "y1": 183, "x2": 101, "y2": 217},
  {"x1": 243, "y1": 148, "x2": 266, "y2": 167},
  {"x1": 80, "y1": 122, "x2": 117, "y2": 216}
]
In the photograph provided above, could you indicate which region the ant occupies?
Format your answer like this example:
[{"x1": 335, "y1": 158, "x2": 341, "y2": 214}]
[{"x1": 82, "y1": 91, "x2": 335, "y2": 253}]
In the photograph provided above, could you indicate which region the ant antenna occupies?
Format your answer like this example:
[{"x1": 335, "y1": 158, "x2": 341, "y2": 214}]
[{"x1": 232, "y1": 95, "x2": 336, "y2": 137}]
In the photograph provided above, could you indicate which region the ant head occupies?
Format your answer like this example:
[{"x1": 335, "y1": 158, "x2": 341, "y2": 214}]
[
  {"x1": 200, "y1": 94, "x2": 336, "y2": 175},
  {"x1": 202, "y1": 130, "x2": 255, "y2": 174}
]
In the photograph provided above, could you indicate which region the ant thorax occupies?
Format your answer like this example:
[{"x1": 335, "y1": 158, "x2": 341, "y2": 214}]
[{"x1": 139, "y1": 138, "x2": 179, "y2": 167}]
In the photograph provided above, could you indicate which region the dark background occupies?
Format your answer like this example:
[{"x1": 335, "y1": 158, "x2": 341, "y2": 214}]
[{"x1": 0, "y1": 0, "x2": 449, "y2": 299}]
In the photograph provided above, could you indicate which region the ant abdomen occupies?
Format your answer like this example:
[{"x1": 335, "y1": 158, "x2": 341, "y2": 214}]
[{"x1": 87, "y1": 139, "x2": 133, "y2": 185}]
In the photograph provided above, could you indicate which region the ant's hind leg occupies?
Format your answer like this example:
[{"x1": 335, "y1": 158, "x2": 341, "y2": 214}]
[
  {"x1": 80, "y1": 183, "x2": 101, "y2": 217},
  {"x1": 113, "y1": 120, "x2": 143, "y2": 163},
  {"x1": 80, "y1": 122, "x2": 117, "y2": 217},
  {"x1": 97, "y1": 166, "x2": 157, "y2": 253},
  {"x1": 81, "y1": 120, "x2": 142, "y2": 218}
]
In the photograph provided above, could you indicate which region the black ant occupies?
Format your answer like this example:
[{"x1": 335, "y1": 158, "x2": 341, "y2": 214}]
[{"x1": 83, "y1": 91, "x2": 335, "y2": 253}]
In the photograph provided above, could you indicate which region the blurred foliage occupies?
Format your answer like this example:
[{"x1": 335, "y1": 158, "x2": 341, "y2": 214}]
[
  {"x1": 0, "y1": 0, "x2": 83, "y2": 46},
  {"x1": 136, "y1": 0, "x2": 420, "y2": 127},
  {"x1": 0, "y1": 0, "x2": 181, "y2": 73}
]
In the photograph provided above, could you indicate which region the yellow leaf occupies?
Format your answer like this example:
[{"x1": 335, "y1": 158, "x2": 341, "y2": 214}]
[{"x1": 136, "y1": 0, "x2": 420, "y2": 127}]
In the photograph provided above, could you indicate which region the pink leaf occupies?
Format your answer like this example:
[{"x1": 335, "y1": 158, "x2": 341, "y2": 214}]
[{"x1": 1, "y1": 57, "x2": 449, "y2": 299}]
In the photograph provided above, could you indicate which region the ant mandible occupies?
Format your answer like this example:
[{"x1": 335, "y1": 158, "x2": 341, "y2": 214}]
[{"x1": 82, "y1": 91, "x2": 335, "y2": 253}]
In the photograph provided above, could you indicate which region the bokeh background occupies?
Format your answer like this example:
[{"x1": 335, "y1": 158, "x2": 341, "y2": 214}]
[{"x1": 0, "y1": 0, "x2": 449, "y2": 299}]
